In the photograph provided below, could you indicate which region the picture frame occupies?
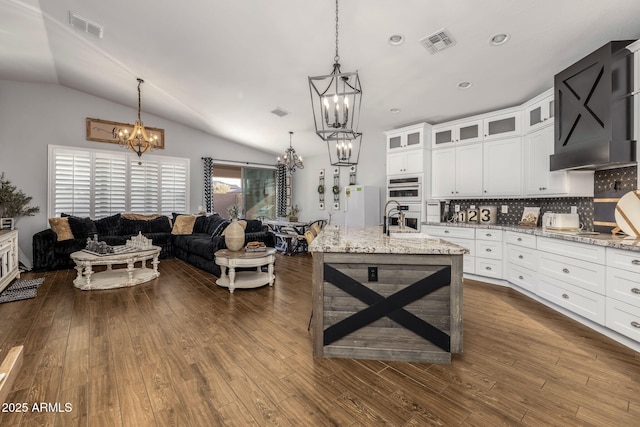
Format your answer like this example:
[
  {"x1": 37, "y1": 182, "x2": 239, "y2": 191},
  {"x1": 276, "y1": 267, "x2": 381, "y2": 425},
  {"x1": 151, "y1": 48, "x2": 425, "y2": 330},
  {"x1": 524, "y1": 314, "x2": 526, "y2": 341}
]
[
  {"x1": 86, "y1": 118, "x2": 165, "y2": 149},
  {"x1": 519, "y1": 207, "x2": 540, "y2": 227}
]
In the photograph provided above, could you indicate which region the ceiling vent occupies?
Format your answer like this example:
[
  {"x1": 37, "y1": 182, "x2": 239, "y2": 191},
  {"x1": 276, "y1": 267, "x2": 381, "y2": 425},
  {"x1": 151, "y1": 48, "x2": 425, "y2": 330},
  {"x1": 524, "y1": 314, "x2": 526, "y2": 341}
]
[
  {"x1": 69, "y1": 12, "x2": 104, "y2": 39},
  {"x1": 270, "y1": 107, "x2": 289, "y2": 117},
  {"x1": 419, "y1": 28, "x2": 456, "y2": 54}
]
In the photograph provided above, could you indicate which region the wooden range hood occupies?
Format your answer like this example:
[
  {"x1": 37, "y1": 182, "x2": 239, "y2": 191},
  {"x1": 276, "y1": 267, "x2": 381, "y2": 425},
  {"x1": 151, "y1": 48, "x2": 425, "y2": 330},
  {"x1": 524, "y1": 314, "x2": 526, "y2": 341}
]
[{"x1": 550, "y1": 40, "x2": 636, "y2": 171}]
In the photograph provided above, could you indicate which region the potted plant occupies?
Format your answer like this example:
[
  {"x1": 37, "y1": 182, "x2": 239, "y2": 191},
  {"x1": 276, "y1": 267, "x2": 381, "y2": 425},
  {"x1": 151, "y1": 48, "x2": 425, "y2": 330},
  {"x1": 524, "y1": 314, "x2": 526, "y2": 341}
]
[
  {"x1": 0, "y1": 172, "x2": 39, "y2": 229},
  {"x1": 227, "y1": 204, "x2": 241, "y2": 220},
  {"x1": 288, "y1": 205, "x2": 300, "y2": 222}
]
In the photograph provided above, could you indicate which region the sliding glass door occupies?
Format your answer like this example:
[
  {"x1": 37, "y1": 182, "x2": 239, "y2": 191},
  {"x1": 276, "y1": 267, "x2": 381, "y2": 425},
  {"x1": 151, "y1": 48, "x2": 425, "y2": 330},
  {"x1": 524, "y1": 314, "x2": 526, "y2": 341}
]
[
  {"x1": 212, "y1": 163, "x2": 276, "y2": 219},
  {"x1": 243, "y1": 167, "x2": 276, "y2": 219}
]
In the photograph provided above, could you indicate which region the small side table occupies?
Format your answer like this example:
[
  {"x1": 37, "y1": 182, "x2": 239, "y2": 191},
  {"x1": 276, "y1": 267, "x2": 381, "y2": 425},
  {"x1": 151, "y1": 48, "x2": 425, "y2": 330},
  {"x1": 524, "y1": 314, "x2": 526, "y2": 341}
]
[{"x1": 214, "y1": 248, "x2": 276, "y2": 293}]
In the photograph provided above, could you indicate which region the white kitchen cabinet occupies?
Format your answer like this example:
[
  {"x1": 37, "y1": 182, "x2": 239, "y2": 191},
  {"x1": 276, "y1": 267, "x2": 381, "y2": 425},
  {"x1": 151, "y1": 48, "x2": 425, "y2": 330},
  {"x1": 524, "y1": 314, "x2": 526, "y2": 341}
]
[
  {"x1": 523, "y1": 125, "x2": 594, "y2": 197},
  {"x1": 431, "y1": 144, "x2": 483, "y2": 198},
  {"x1": 505, "y1": 231, "x2": 538, "y2": 293},
  {"x1": 524, "y1": 125, "x2": 567, "y2": 195},
  {"x1": 537, "y1": 274, "x2": 606, "y2": 324},
  {"x1": 605, "y1": 247, "x2": 640, "y2": 342},
  {"x1": 475, "y1": 229, "x2": 503, "y2": 279},
  {"x1": 431, "y1": 148, "x2": 456, "y2": 197},
  {"x1": 482, "y1": 137, "x2": 522, "y2": 197},
  {"x1": 483, "y1": 110, "x2": 521, "y2": 140},
  {"x1": 536, "y1": 236, "x2": 606, "y2": 325},
  {"x1": 431, "y1": 119, "x2": 483, "y2": 149},
  {"x1": 455, "y1": 144, "x2": 483, "y2": 197},
  {"x1": 385, "y1": 123, "x2": 429, "y2": 153},
  {"x1": 523, "y1": 89, "x2": 554, "y2": 133},
  {"x1": 387, "y1": 149, "x2": 424, "y2": 175},
  {"x1": 423, "y1": 226, "x2": 475, "y2": 274}
]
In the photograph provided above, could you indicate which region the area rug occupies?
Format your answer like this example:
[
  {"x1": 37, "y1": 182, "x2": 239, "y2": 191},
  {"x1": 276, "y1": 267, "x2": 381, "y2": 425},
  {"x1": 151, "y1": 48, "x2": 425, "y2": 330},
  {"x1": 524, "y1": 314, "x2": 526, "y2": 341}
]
[{"x1": 0, "y1": 278, "x2": 45, "y2": 304}]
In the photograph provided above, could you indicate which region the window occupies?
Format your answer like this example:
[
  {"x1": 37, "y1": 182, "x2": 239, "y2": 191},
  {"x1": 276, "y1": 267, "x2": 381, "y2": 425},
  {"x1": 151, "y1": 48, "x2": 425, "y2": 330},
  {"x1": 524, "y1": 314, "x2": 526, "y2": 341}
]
[
  {"x1": 211, "y1": 163, "x2": 276, "y2": 219},
  {"x1": 48, "y1": 145, "x2": 189, "y2": 218}
]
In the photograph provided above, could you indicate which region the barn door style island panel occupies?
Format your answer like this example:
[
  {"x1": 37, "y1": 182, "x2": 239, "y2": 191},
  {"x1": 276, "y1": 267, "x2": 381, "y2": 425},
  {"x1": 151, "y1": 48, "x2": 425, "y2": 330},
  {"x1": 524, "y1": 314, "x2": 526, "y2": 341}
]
[{"x1": 309, "y1": 226, "x2": 467, "y2": 364}]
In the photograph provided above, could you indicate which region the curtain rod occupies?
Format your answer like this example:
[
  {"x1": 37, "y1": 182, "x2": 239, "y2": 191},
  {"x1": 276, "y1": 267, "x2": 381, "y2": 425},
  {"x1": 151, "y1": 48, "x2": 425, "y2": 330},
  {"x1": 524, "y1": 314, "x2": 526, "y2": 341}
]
[{"x1": 201, "y1": 157, "x2": 276, "y2": 169}]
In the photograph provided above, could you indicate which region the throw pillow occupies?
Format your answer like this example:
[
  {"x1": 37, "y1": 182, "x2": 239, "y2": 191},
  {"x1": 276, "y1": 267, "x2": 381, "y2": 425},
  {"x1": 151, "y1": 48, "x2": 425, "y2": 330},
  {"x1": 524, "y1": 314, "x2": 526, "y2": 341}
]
[
  {"x1": 172, "y1": 215, "x2": 196, "y2": 235},
  {"x1": 62, "y1": 213, "x2": 98, "y2": 239},
  {"x1": 49, "y1": 217, "x2": 74, "y2": 241},
  {"x1": 235, "y1": 220, "x2": 249, "y2": 232},
  {"x1": 94, "y1": 213, "x2": 122, "y2": 236},
  {"x1": 120, "y1": 217, "x2": 149, "y2": 235},
  {"x1": 122, "y1": 213, "x2": 162, "y2": 221},
  {"x1": 211, "y1": 220, "x2": 230, "y2": 238},
  {"x1": 147, "y1": 216, "x2": 172, "y2": 233}
]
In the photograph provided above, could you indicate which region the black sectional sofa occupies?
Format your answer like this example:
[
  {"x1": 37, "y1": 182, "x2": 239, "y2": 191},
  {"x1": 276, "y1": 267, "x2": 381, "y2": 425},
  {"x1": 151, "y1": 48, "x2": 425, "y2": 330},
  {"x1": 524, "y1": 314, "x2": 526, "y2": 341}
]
[
  {"x1": 172, "y1": 213, "x2": 274, "y2": 277},
  {"x1": 32, "y1": 213, "x2": 275, "y2": 276}
]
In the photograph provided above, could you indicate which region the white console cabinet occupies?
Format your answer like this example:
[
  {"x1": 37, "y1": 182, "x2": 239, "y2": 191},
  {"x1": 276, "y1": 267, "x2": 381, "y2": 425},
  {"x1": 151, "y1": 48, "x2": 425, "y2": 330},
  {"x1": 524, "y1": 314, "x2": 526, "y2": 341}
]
[{"x1": 0, "y1": 230, "x2": 20, "y2": 293}]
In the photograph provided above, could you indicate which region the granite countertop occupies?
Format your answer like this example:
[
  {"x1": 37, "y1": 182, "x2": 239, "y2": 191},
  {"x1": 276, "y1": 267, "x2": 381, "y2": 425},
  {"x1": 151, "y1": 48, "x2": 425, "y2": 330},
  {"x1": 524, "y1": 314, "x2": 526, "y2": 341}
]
[
  {"x1": 309, "y1": 225, "x2": 469, "y2": 255},
  {"x1": 423, "y1": 222, "x2": 640, "y2": 252}
]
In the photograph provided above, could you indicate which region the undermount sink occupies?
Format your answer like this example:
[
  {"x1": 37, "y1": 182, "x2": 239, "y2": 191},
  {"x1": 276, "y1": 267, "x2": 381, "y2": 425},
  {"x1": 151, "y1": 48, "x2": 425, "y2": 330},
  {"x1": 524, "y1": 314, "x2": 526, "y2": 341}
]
[{"x1": 389, "y1": 232, "x2": 434, "y2": 239}]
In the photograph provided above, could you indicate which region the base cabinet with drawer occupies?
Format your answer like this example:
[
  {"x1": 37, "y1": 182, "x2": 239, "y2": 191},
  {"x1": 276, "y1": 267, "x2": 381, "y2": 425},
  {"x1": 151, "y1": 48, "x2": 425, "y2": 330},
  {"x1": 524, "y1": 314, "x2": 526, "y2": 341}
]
[
  {"x1": 536, "y1": 237, "x2": 606, "y2": 325},
  {"x1": 505, "y1": 231, "x2": 537, "y2": 293},
  {"x1": 423, "y1": 226, "x2": 475, "y2": 274},
  {"x1": 423, "y1": 224, "x2": 640, "y2": 349},
  {"x1": 474, "y1": 229, "x2": 503, "y2": 279},
  {"x1": 605, "y1": 248, "x2": 640, "y2": 341}
]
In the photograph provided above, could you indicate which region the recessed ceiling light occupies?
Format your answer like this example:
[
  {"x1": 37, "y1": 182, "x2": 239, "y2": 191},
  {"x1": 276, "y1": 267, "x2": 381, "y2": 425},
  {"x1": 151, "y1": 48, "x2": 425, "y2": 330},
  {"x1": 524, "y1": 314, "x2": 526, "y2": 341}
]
[
  {"x1": 458, "y1": 81, "x2": 472, "y2": 89},
  {"x1": 390, "y1": 108, "x2": 401, "y2": 114},
  {"x1": 388, "y1": 34, "x2": 404, "y2": 46},
  {"x1": 490, "y1": 33, "x2": 510, "y2": 46}
]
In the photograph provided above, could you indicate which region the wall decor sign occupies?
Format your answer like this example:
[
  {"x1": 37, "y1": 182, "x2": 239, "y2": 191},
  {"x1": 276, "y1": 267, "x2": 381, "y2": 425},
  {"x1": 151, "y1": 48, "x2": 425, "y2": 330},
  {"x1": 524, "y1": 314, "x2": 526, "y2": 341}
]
[{"x1": 85, "y1": 118, "x2": 165, "y2": 149}]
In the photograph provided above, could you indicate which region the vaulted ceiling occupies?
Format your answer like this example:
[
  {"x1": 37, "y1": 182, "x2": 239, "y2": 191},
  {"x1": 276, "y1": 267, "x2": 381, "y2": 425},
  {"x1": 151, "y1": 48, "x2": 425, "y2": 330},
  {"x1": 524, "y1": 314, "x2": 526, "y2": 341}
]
[{"x1": 2, "y1": 0, "x2": 640, "y2": 158}]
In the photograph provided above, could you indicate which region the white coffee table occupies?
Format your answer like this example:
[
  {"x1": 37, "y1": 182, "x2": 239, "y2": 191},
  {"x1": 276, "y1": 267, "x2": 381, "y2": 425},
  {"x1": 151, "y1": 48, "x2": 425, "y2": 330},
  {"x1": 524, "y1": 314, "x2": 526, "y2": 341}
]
[
  {"x1": 214, "y1": 248, "x2": 276, "y2": 293},
  {"x1": 70, "y1": 246, "x2": 161, "y2": 290}
]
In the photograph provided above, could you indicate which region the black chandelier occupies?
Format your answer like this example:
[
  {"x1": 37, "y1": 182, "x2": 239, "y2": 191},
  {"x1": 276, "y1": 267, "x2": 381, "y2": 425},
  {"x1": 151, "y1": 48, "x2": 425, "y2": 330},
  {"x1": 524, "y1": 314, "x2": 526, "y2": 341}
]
[
  {"x1": 309, "y1": 0, "x2": 363, "y2": 166},
  {"x1": 277, "y1": 131, "x2": 304, "y2": 173}
]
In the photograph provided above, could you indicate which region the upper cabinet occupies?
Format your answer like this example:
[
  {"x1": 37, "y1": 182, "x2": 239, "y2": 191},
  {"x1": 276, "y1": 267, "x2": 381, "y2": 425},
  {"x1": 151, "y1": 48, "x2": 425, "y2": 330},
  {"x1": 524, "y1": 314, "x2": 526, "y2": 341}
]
[
  {"x1": 431, "y1": 108, "x2": 521, "y2": 149},
  {"x1": 431, "y1": 119, "x2": 483, "y2": 149},
  {"x1": 385, "y1": 123, "x2": 430, "y2": 153},
  {"x1": 482, "y1": 110, "x2": 521, "y2": 141},
  {"x1": 387, "y1": 150, "x2": 424, "y2": 175},
  {"x1": 523, "y1": 89, "x2": 554, "y2": 133}
]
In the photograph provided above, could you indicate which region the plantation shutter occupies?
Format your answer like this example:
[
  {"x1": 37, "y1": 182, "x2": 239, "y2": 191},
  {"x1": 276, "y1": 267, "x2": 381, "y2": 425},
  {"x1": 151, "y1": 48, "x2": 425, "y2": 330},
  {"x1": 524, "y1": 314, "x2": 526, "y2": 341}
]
[
  {"x1": 48, "y1": 145, "x2": 190, "y2": 219},
  {"x1": 52, "y1": 149, "x2": 91, "y2": 217},
  {"x1": 160, "y1": 161, "x2": 188, "y2": 215},
  {"x1": 130, "y1": 160, "x2": 159, "y2": 215},
  {"x1": 94, "y1": 153, "x2": 127, "y2": 218}
]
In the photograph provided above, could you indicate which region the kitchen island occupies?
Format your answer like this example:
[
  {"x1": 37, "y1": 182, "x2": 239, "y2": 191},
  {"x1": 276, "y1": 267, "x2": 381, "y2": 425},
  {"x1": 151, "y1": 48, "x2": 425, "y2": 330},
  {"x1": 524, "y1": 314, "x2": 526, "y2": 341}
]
[{"x1": 308, "y1": 226, "x2": 468, "y2": 364}]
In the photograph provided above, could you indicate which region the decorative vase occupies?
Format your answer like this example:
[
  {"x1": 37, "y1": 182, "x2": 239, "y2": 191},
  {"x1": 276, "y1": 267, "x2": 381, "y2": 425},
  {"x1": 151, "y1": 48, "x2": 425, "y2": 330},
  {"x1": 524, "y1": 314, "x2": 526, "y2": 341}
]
[{"x1": 225, "y1": 219, "x2": 245, "y2": 251}]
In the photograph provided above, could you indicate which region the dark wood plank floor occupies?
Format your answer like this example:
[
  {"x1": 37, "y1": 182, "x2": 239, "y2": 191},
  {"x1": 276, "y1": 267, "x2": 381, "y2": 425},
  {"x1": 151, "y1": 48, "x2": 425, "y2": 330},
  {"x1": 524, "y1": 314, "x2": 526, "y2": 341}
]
[{"x1": 1, "y1": 253, "x2": 639, "y2": 426}]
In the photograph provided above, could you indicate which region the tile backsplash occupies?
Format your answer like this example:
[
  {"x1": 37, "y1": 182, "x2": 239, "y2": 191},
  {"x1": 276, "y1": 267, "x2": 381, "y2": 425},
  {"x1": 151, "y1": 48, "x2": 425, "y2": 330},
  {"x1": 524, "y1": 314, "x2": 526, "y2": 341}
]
[
  {"x1": 446, "y1": 197, "x2": 593, "y2": 229},
  {"x1": 443, "y1": 165, "x2": 638, "y2": 231},
  {"x1": 593, "y1": 165, "x2": 638, "y2": 233}
]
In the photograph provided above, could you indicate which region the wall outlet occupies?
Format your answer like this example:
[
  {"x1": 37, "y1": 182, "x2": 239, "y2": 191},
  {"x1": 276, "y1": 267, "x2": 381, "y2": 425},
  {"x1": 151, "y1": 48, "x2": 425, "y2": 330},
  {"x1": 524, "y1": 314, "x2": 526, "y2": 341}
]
[
  {"x1": 571, "y1": 206, "x2": 577, "y2": 214},
  {"x1": 368, "y1": 266, "x2": 378, "y2": 282},
  {"x1": 455, "y1": 204, "x2": 460, "y2": 212},
  {"x1": 501, "y1": 205, "x2": 508, "y2": 213}
]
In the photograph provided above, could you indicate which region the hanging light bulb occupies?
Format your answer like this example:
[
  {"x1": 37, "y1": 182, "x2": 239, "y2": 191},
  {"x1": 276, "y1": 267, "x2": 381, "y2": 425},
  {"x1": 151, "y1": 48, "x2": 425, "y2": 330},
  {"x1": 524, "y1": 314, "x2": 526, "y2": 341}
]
[{"x1": 276, "y1": 132, "x2": 304, "y2": 173}]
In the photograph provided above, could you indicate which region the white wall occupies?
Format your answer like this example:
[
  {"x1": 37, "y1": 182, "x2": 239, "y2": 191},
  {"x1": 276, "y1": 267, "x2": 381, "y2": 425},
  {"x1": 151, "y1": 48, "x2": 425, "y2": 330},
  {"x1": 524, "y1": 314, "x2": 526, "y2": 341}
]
[
  {"x1": 293, "y1": 134, "x2": 387, "y2": 226},
  {"x1": 0, "y1": 80, "x2": 277, "y2": 265}
]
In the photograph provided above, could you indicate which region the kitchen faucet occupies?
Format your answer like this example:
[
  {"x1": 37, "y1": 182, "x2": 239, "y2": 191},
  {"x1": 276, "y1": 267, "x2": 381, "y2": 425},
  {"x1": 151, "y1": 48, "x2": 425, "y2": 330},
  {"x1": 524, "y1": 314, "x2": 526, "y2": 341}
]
[{"x1": 383, "y1": 199, "x2": 401, "y2": 236}]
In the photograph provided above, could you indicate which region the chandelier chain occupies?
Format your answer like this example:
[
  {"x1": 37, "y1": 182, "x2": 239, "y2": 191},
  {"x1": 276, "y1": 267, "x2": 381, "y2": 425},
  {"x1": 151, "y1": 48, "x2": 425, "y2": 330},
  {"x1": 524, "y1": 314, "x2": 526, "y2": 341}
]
[
  {"x1": 334, "y1": 0, "x2": 340, "y2": 63},
  {"x1": 137, "y1": 78, "x2": 143, "y2": 121}
]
